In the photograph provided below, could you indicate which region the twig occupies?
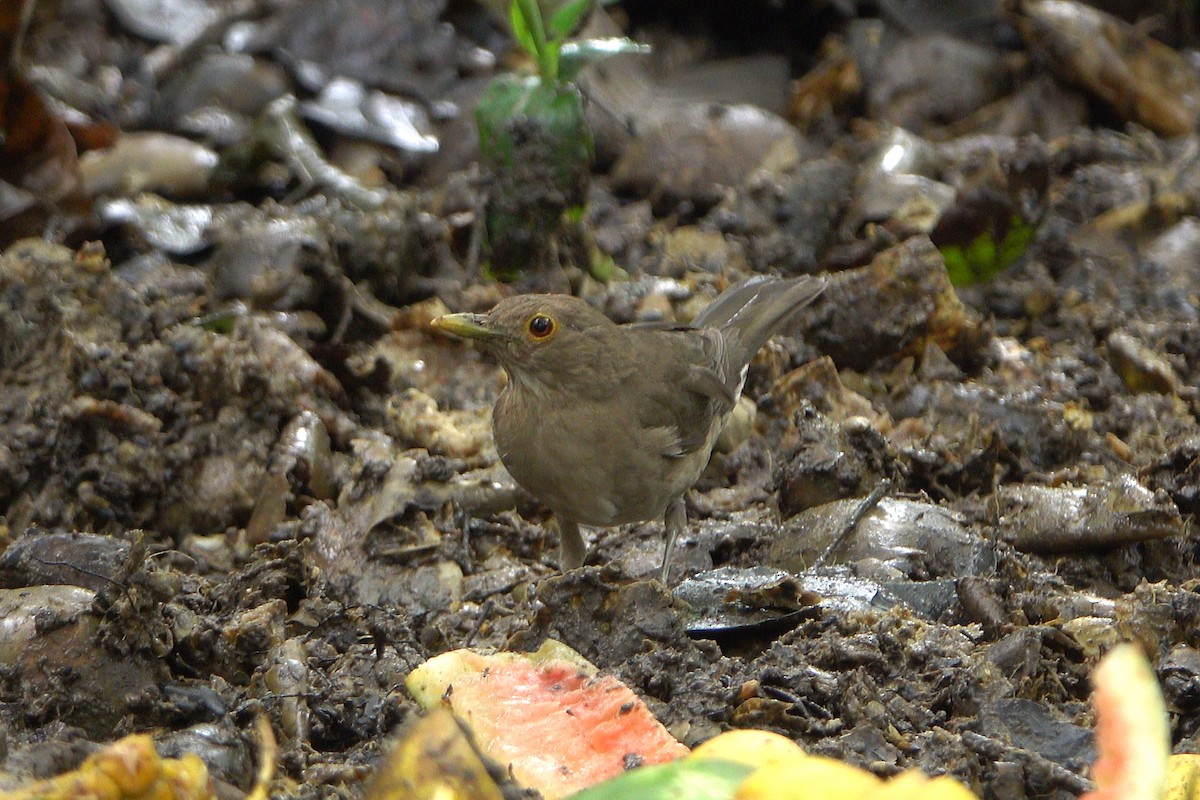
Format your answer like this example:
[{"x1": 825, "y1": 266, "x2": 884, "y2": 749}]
[{"x1": 812, "y1": 480, "x2": 892, "y2": 567}]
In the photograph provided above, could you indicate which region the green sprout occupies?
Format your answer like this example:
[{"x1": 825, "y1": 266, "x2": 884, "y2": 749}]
[
  {"x1": 475, "y1": 0, "x2": 647, "y2": 279},
  {"x1": 941, "y1": 214, "x2": 1035, "y2": 287}
]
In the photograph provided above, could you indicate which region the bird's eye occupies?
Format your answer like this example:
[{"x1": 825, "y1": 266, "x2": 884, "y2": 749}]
[{"x1": 527, "y1": 314, "x2": 555, "y2": 339}]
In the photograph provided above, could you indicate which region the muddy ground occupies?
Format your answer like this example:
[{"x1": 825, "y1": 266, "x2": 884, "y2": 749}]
[{"x1": 2, "y1": 0, "x2": 1200, "y2": 798}]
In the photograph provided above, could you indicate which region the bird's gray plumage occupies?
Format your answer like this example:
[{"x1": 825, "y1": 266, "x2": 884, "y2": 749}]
[{"x1": 432, "y1": 274, "x2": 824, "y2": 581}]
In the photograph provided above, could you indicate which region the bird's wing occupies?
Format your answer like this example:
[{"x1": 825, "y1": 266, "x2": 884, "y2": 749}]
[
  {"x1": 678, "y1": 326, "x2": 744, "y2": 406},
  {"x1": 623, "y1": 320, "x2": 693, "y2": 332},
  {"x1": 628, "y1": 328, "x2": 734, "y2": 457},
  {"x1": 625, "y1": 322, "x2": 737, "y2": 403}
]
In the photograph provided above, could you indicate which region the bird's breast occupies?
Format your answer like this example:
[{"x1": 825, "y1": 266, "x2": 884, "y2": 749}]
[{"x1": 492, "y1": 387, "x2": 717, "y2": 527}]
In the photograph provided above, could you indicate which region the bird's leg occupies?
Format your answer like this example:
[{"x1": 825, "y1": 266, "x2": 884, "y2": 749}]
[
  {"x1": 660, "y1": 498, "x2": 687, "y2": 584},
  {"x1": 557, "y1": 517, "x2": 586, "y2": 570}
]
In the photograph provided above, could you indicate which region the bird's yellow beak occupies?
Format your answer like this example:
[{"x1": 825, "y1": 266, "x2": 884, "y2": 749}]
[{"x1": 430, "y1": 313, "x2": 505, "y2": 341}]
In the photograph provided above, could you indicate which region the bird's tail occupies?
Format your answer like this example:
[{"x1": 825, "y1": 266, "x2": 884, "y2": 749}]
[{"x1": 695, "y1": 275, "x2": 824, "y2": 368}]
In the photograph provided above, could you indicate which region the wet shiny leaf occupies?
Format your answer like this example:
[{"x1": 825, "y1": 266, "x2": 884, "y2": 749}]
[{"x1": 674, "y1": 566, "x2": 818, "y2": 639}]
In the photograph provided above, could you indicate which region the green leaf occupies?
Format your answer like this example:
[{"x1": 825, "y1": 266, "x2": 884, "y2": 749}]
[
  {"x1": 542, "y1": 46, "x2": 560, "y2": 83},
  {"x1": 940, "y1": 214, "x2": 1037, "y2": 287},
  {"x1": 942, "y1": 245, "x2": 972, "y2": 287},
  {"x1": 513, "y1": 0, "x2": 555, "y2": 79},
  {"x1": 997, "y1": 215, "x2": 1034, "y2": 270},
  {"x1": 549, "y1": 0, "x2": 591, "y2": 41},
  {"x1": 509, "y1": 0, "x2": 538, "y2": 61},
  {"x1": 564, "y1": 758, "x2": 754, "y2": 800},
  {"x1": 191, "y1": 309, "x2": 241, "y2": 334},
  {"x1": 965, "y1": 231, "x2": 996, "y2": 274},
  {"x1": 558, "y1": 37, "x2": 651, "y2": 80},
  {"x1": 588, "y1": 252, "x2": 626, "y2": 282}
]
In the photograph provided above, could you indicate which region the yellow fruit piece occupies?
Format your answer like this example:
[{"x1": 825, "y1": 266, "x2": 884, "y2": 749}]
[
  {"x1": 1, "y1": 734, "x2": 216, "y2": 800},
  {"x1": 690, "y1": 730, "x2": 806, "y2": 770},
  {"x1": 867, "y1": 769, "x2": 929, "y2": 798},
  {"x1": 91, "y1": 734, "x2": 162, "y2": 797},
  {"x1": 161, "y1": 753, "x2": 215, "y2": 800},
  {"x1": 870, "y1": 770, "x2": 979, "y2": 799},
  {"x1": 735, "y1": 755, "x2": 882, "y2": 800},
  {"x1": 365, "y1": 709, "x2": 505, "y2": 800},
  {"x1": 921, "y1": 775, "x2": 979, "y2": 799},
  {"x1": 1165, "y1": 754, "x2": 1200, "y2": 800},
  {"x1": 245, "y1": 716, "x2": 279, "y2": 800}
]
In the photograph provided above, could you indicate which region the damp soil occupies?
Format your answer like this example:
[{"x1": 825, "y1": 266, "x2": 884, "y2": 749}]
[{"x1": 3, "y1": 2, "x2": 1200, "y2": 799}]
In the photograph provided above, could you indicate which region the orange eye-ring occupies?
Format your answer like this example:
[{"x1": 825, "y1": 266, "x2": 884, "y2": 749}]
[{"x1": 528, "y1": 314, "x2": 555, "y2": 339}]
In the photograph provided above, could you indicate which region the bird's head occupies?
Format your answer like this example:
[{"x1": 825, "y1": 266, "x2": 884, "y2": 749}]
[{"x1": 431, "y1": 294, "x2": 618, "y2": 393}]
